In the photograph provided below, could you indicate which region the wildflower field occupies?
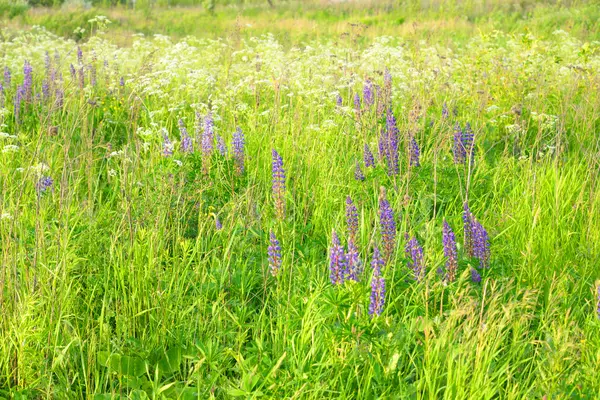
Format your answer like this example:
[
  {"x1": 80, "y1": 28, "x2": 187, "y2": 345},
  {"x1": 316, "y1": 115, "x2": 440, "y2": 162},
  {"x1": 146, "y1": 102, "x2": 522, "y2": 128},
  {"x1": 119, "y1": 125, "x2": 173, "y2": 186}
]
[{"x1": 1, "y1": 1, "x2": 600, "y2": 398}]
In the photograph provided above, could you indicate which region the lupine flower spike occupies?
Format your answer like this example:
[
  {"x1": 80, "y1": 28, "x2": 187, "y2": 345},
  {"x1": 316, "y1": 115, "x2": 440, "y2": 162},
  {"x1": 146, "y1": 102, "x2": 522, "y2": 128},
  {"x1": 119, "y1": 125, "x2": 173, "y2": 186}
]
[
  {"x1": 215, "y1": 216, "x2": 223, "y2": 230},
  {"x1": 409, "y1": 136, "x2": 420, "y2": 167},
  {"x1": 217, "y1": 135, "x2": 227, "y2": 156},
  {"x1": 354, "y1": 161, "x2": 365, "y2": 181},
  {"x1": 369, "y1": 246, "x2": 385, "y2": 317},
  {"x1": 272, "y1": 149, "x2": 286, "y2": 219},
  {"x1": 471, "y1": 268, "x2": 482, "y2": 283},
  {"x1": 379, "y1": 188, "x2": 396, "y2": 263},
  {"x1": 268, "y1": 231, "x2": 282, "y2": 277},
  {"x1": 329, "y1": 230, "x2": 346, "y2": 285},
  {"x1": 346, "y1": 238, "x2": 361, "y2": 282},
  {"x1": 336, "y1": 94, "x2": 342, "y2": 107},
  {"x1": 442, "y1": 102, "x2": 449, "y2": 119},
  {"x1": 463, "y1": 202, "x2": 491, "y2": 269},
  {"x1": 162, "y1": 133, "x2": 173, "y2": 157},
  {"x1": 363, "y1": 144, "x2": 375, "y2": 168},
  {"x1": 346, "y1": 196, "x2": 358, "y2": 243},
  {"x1": 442, "y1": 221, "x2": 458, "y2": 282},
  {"x1": 353, "y1": 93, "x2": 361, "y2": 119},
  {"x1": 472, "y1": 220, "x2": 490, "y2": 268},
  {"x1": 36, "y1": 176, "x2": 54, "y2": 195},
  {"x1": 232, "y1": 127, "x2": 245, "y2": 175},
  {"x1": 178, "y1": 119, "x2": 193, "y2": 153},
  {"x1": 363, "y1": 79, "x2": 374, "y2": 108},
  {"x1": 3, "y1": 66, "x2": 10, "y2": 87},
  {"x1": 453, "y1": 123, "x2": 465, "y2": 164},
  {"x1": 385, "y1": 108, "x2": 399, "y2": 176},
  {"x1": 405, "y1": 236, "x2": 425, "y2": 282},
  {"x1": 463, "y1": 122, "x2": 474, "y2": 163},
  {"x1": 202, "y1": 112, "x2": 214, "y2": 174},
  {"x1": 23, "y1": 61, "x2": 33, "y2": 101}
]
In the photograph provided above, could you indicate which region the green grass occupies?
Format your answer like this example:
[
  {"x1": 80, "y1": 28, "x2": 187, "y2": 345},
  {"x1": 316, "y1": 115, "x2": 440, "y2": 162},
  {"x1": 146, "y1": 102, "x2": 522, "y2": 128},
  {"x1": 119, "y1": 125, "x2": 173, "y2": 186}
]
[
  {"x1": 4, "y1": 0, "x2": 600, "y2": 45},
  {"x1": 0, "y1": 1, "x2": 599, "y2": 399}
]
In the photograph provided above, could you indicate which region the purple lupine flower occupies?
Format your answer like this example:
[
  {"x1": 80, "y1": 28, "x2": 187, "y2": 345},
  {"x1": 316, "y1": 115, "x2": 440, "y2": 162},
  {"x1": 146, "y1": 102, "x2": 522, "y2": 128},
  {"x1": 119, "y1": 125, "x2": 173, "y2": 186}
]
[
  {"x1": 3, "y1": 66, "x2": 10, "y2": 87},
  {"x1": 42, "y1": 80, "x2": 50, "y2": 100},
  {"x1": 405, "y1": 236, "x2": 425, "y2": 282},
  {"x1": 471, "y1": 268, "x2": 482, "y2": 283},
  {"x1": 202, "y1": 113, "x2": 214, "y2": 153},
  {"x1": 354, "y1": 161, "x2": 365, "y2": 181},
  {"x1": 363, "y1": 144, "x2": 375, "y2": 167},
  {"x1": 14, "y1": 85, "x2": 24, "y2": 123},
  {"x1": 363, "y1": 79, "x2": 374, "y2": 108},
  {"x1": 442, "y1": 102, "x2": 449, "y2": 119},
  {"x1": 379, "y1": 194, "x2": 396, "y2": 263},
  {"x1": 268, "y1": 230, "x2": 282, "y2": 277},
  {"x1": 232, "y1": 127, "x2": 245, "y2": 175},
  {"x1": 215, "y1": 216, "x2": 223, "y2": 230},
  {"x1": 369, "y1": 246, "x2": 385, "y2": 317},
  {"x1": 55, "y1": 89, "x2": 64, "y2": 108},
  {"x1": 329, "y1": 230, "x2": 346, "y2": 285},
  {"x1": 69, "y1": 64, "x2": 76, "y2": 80},
  {"x1": 201, "y1": 112, "x2": 214, "y2": 174},
  {"x1": 462, "y1": 122, "x2": 474, "y2": 163},
  {"x1": 346, "y1": 195, "x2": 358, "y2": 242},
  {"x1": 272, "y1": 149, "x2": 286, "y2": 219},
  {"x1": 36, "y1": 176, "x2": 54, "y2": 195},
  {"x1": 472, "y1": 219, "x2": 490, "y2": 269},
  {"x1": 442, "y1": 221, "x2": 458, "y2": 282},
  {"x1": 463, "y1": 202, "x2": 474, "y2": 257},
  {"x1": 162, "y1": 133, "x2": 173, "y2": 157},
  {"x1": 23, "y1": 61, "x2": 33, "y2": 101},
  {"x1": 120, "y1": 77, "x2": 125, "y2": 87},
  {"x1": 409, "y1": 136, "x2": 420, "y2": 167},
  {"x1": 346, "y1": 238, "x2": 361, "y2": 282},
  {"x1": 453, "y1": 123, "x2": 465, "y2": 164},
  {"x1": 336, "y1": 93, "x2": 342, "y2": 107},
  {"x1": 353, "y1": 93, "x2": 361, "y2": 115},
  {"x1": 385, "y1": 108, "x2": 399, "y2": 175},
  {"x1": 77, "y1": 46, "x2": 83, "y2": 65},
  {"x1": 0, "y1": 83, "x2": 3, "y2": 107},
  {"x1": 178, "y1": 119, "x2": 193, "y2": 153},
  {"x1": 216, "y1": 134, "x2": 227, "y2": 156}
]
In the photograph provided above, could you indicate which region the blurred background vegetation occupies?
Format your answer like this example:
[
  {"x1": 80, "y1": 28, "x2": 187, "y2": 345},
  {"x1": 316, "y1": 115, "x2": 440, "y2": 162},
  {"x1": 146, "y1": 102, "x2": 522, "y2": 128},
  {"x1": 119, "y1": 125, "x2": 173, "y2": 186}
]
[{"x1": 1, "y1": 0, "x2": 598, "y2": 45}]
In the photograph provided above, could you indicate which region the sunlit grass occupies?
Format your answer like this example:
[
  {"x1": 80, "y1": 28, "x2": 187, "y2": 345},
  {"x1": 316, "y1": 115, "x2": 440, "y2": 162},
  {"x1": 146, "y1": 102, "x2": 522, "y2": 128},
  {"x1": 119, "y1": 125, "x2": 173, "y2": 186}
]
[{"x1": 0, "y1": 1, "x2": 599, "y2": 399}]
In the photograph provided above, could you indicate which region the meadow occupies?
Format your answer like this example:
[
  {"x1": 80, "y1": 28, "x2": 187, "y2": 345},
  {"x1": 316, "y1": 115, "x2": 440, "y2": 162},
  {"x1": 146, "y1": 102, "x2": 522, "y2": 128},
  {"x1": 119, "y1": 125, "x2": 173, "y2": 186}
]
[{"x1": 0, "y1": 1, "x2": 600, "y2": 398}]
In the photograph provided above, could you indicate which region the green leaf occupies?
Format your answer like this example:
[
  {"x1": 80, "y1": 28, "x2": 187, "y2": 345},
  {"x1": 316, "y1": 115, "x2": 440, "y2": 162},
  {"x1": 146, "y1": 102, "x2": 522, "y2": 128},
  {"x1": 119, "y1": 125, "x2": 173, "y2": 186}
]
[
  {"x1": 97, "y1": 351, "x2": 111, "y2": 368},
  {"x1": 120, "y1": 356, "x2": 146, "y2": 377},
  {"x1": 226, "y1": 388, "x2": 248, "y2": 397},
  {"x1": 158, "y1": 347, "x2": 183, "y2": 375}
]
